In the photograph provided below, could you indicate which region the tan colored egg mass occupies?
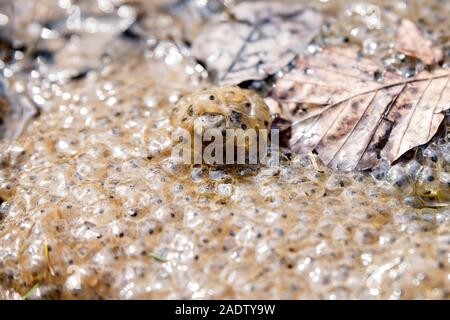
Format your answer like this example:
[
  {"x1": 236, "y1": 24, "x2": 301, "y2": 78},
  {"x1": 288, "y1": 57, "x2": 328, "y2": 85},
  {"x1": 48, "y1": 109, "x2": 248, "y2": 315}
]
[
  {"x1": 0, "y1": 50, "x2": 449, "y2": 299},
  {"x1": 0, "y1": 0, "x2": 449, "y2": 300}
]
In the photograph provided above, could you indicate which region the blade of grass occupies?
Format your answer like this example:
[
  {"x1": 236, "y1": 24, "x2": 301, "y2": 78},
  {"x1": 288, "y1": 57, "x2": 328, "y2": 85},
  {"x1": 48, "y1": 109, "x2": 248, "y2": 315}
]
[
  {"x1": 148, "y1": 252, "x2": 168, "y2": 263},
  {"x1": 45, "y1": 241, "x2": 56, "y2": 277},
  {"x1": 21, "y1": 282, "x2": 40, "y2": 300}
]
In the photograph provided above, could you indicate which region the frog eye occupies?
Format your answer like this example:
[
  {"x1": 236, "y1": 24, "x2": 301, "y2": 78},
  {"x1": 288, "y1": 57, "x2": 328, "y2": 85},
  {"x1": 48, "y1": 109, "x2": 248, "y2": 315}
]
[{"x1": 230, "y1": 110, "x2": 243, "y2": 126}]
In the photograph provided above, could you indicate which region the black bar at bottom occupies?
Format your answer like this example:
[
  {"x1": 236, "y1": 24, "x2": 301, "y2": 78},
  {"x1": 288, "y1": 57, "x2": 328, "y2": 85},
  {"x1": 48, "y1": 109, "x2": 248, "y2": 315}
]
[{"x1": 0, "y1": 300, "x2": 445, "y2": 319}]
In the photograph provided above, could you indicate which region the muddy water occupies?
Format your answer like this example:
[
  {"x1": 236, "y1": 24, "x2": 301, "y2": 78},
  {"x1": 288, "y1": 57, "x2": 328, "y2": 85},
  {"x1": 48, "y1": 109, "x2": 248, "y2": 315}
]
[{"x1": 0, "y1": 0, "x2": 449, "y2": 299}]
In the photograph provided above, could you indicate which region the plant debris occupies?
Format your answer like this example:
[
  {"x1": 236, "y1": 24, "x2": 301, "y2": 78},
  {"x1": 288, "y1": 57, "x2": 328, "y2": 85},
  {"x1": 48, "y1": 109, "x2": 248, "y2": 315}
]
[
  {"x1": 45, "y1": 241, "x2": 56, "y2": 277},
  {"x1": 192, "y1": 1, "x2": 322, "y2": 85},
  {"x1": 148, "y1": 252, "x2": 168, "y2": 263},
  {"x1": 274, "y1": 46, "x2": 450, "y2": 171},
  {"x1": 21, "y1": 282, "x2": 40, "y2": 300},
  {"x1": 395, "y1": 18, "x2": 444, "y2": 65}
]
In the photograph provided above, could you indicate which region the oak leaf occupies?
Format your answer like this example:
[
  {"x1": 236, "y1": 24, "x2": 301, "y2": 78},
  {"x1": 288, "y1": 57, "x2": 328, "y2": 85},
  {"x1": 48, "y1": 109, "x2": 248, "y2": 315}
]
[
  {"x1": 192, "y1": 1, "x2": 322, "y2": 85},
  {"x1": 274, "y1": 46, "x2": 450, "y2": 171}
]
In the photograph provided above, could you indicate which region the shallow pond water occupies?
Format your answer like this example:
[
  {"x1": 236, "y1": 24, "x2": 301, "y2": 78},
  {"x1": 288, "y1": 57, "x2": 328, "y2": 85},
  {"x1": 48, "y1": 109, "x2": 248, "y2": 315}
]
[{"x1": 0, "y1": 0, "x2": 449, "y2": 299}]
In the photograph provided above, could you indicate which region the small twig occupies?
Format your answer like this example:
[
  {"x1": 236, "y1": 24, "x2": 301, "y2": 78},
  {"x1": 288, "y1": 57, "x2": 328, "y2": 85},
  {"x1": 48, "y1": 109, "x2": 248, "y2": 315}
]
[
  {"x1": 308, "y1": 152, "x2": 324, "y2": 172},
  {"x1": 422, "y1": 200, "x2": 449, "y2": 208}
]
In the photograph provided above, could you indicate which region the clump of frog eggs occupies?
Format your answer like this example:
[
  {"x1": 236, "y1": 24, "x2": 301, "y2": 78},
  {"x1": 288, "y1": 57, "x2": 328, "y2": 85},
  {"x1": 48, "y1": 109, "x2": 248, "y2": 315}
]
[
  {"x1": 0, "y1": 104, "x2": 448, "y2": 299},
  {"x1": 371, "y1": 116, "x2": 450, "y2": 208},
  {"x1": 0, "y1": 13, "x2": 449, "y2": 299}
]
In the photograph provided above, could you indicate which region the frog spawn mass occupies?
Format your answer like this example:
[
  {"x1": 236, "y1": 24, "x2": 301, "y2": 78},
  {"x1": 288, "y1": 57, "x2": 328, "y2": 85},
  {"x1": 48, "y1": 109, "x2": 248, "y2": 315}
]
[
  {"x1": 170, "y1": 86, "x2": 272, "y2": 164},
  {"x1": 0, "y1": 0, "x2": 449, "y2": 300},
  {"x1": 372, "y1": 136, "x2": 450, "y2": 208}
]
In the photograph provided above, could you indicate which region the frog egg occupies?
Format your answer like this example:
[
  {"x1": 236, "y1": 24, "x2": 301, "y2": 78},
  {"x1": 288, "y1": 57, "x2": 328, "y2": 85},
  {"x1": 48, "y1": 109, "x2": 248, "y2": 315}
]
[
  {"x1": 435, "y1": 210, "x2": 450, "y2": 225},
  {"x1": 325, "y1": 174, "x2": 353, "y2": 192},
  {"x1": 422, "y1": 145, "x2": 442, "y2": 167},
  {"x1": 78, "y1": 143, "x2": 111, "y2": 160},
  {"x1": 404, "y1": 160, "x2": 423, "y2": 179},
  {"x1": 170, "y1": 86, "x2": 272, "y2": 164},
  {"x1": 354, "y1": 227, "x2": 378, "y2": 245},
  {"x1": 387, "y1": 166, "x2": 412, "y2": 195},
  {"x1": 439, "y1": 143, "x2": 450, "y2": 163},
  {"x1": 370, "y1": 158, "x2": 390, "y2": 181},
  {"x1": 403, "y1": 195, "x2": 425, "y2": 208},
  {"x1": 437, "y1": 172, "x2": 450, "y2": 201},
  {"x1": 414, "y1": 166, "x2": 440, "y2": 198},
  {"x1": 190, "y1": 166, "x2": 206, "y2": 182}
]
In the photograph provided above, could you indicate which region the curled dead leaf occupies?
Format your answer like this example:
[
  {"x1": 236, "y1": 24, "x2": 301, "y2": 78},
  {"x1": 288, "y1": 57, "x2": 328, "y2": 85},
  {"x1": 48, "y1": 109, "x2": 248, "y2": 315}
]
[
  {"x1": 274, "y1": 46, "x2": 450, "y2": 171},
  {"x1": 395, "y1": 18, "x2": 443, "y2": 65},
  {"x1": 192, "y1": 1, "x2": 322, "y2": 85}
]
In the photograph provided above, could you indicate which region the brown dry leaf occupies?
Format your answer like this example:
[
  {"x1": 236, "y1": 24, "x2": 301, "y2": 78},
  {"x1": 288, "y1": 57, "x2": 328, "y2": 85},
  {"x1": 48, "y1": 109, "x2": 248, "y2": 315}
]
[
  {"x1": 395, "y1": 18, "x2": 443, "y2": 65},
  {"x1": 192, "y1": 1, "x2": 322, "y2": 85},
  {"x1": 274, "y1": 46, "x2": 450, "y2": 171}
]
